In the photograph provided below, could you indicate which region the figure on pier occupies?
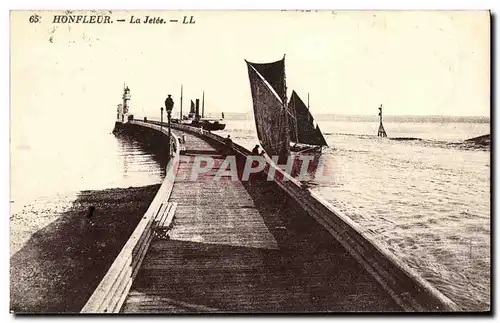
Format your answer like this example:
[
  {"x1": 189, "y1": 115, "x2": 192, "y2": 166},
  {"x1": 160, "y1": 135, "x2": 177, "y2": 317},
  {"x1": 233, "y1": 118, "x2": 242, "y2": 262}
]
[
  {"x1": 164, "y1": 94, "x2": 174, "y2": 112},
  {"x1": 377, "y1": 104, "x2": 387, "y2": 137},
  {"x1": 252, "y1": 145, "x2": 260, "y2": 156}
]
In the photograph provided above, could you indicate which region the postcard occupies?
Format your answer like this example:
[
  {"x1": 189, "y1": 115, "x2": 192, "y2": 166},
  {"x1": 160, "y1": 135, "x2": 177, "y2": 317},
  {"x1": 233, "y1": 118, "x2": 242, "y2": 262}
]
[{"x1": 10, "y1": 10, "x2": 490, "y2": 313}]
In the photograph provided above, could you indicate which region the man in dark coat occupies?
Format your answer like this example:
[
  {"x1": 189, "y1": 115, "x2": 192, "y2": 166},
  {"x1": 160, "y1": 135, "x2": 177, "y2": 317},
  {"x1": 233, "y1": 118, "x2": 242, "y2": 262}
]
[
  {"x1": 252, "y1": 145, "x2": 260, "y2": 156},
  {"x1": 165, "y1": 95, "x2": 174, "y2": 112}
]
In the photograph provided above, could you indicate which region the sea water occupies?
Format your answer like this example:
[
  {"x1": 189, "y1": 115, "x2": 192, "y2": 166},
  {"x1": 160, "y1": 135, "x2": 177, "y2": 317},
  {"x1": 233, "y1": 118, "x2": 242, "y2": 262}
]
[
  {"x1": 10, "y1": 114, "x2": 490, "y2": 310},
  {"x1": 217, "y1": 114, "x2": 490, "y2": 311},
  {"x1": 10, "y1": 122, "x2": 164, "y2": 256}
]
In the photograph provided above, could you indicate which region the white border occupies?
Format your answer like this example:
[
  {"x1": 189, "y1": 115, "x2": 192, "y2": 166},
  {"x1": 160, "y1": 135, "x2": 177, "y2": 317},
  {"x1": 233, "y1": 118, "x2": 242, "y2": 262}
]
[
  {"x1": 2, "y1": 0, "x2": 499, "y2": 10},
  {"x1": 2, "y1": 0, "x2": 497, "y2": 322}
]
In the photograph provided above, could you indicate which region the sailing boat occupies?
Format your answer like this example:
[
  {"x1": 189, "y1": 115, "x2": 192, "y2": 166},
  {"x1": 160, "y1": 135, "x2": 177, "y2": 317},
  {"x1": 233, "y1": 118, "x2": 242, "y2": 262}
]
[
  {"x1": 245, "y1": 55, "x2": 328, "y2": 177},
  {"x1": 288, "y1": 90, "x2": 328, "y2": 152},
  {"x1": 181, "y1": 98, "x2": 226, "y2": 131},
  {"x1": 245, "y1": 56, "x2": 290, "y2": 164},
  {"x1": 187, "y1": 100, "x2": 196, "y2": 120}
]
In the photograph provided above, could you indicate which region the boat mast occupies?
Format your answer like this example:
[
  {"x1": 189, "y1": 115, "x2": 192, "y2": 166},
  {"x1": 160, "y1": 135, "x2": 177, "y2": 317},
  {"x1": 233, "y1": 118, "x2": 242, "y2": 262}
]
[
  {"x1": 282, "y1": 54, "x2": 288, "y2": 112},
  {"x1": 307, "y1": 92, "x2": 311, "y2": 124},
  {"x1": 202, "y1": 91, "x2": 205, "y2": 118},
  {"x1": 290, "y1": 93, "x2": 299, "y2": 143},
  {"x1": 180, "y1": 84, "x2": 183, "y2": 120},
  {"x1": 283, "y1": 55, "x2": 298, "y2": 144}
]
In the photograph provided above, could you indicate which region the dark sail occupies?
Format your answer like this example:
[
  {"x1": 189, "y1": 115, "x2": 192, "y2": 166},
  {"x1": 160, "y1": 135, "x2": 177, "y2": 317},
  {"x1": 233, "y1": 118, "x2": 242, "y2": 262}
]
[
  {"x1": 190, "y1": 100, "x2": 195, "y2": 113},
  {"x1": 187, "y1": 100, "x2": 196, "y2": 119},
  {"x1": 289, "y1": 90, "x2": 328, "y2": 146},
  {"x1": 246, "y1": 60, "x2": 290, "y2": 162},
  {"x1": 288, "y1": 111, "x2": 298, "y2": 143},
  {"x1": 247, "y1": 57, "x2": 287, "y2": 103}
]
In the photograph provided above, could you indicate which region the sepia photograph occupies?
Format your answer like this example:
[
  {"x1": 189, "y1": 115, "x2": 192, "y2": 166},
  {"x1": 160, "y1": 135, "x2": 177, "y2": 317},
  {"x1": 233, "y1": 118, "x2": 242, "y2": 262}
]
[{"x1": 9, "y1": 9, "x2": 490, "y2": 314}]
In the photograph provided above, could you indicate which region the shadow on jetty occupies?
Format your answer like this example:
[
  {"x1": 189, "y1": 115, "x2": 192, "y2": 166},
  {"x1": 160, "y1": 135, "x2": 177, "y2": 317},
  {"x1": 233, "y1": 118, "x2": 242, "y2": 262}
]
[
  {"x1": 127, "y1": 172, "x2": 400, "y2": 312},
  {"x1": 236, "y1": 173, "x2": 401, "y2": 311},
  {"x1": 124, "y1": 151, "x2": 400, "y2": 312},
  {"x1": 130, "y1": 237, "x2": 398, "y2": 313},
  {"x1": 10, "y1": 184, "x2": 160, "y2": 313}
]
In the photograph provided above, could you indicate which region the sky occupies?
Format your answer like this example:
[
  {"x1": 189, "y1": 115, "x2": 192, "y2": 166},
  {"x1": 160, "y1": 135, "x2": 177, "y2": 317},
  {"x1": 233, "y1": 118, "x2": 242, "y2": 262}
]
[{"x1": 11, "y1": 10, "x2": 490, "y2": 138}]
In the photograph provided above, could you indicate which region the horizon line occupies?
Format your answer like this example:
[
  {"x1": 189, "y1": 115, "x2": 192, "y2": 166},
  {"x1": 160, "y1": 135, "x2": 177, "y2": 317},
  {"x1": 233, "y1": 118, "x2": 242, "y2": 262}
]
[{"x1": 195, "y1": 111, "x2": 491, "y2": 118}]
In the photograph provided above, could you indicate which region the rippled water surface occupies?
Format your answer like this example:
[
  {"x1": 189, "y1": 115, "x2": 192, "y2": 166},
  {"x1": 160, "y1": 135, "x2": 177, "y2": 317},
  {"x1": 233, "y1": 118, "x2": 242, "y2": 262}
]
[
  {"x1": 11, "y1": 115, "x2": 490, "y2": 310},
  {"x1": 217, "y1": 115, "x2": 490, "y2": 311},
  {"x1": 10, "y1": 124, "x2": 164, "y2": 255}
]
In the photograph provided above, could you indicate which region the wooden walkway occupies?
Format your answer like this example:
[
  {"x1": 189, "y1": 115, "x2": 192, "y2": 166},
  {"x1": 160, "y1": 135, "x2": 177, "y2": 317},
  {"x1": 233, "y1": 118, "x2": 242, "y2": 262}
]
[{"x1": 121, "y1": 129, "x2": 400, "y2": 313}]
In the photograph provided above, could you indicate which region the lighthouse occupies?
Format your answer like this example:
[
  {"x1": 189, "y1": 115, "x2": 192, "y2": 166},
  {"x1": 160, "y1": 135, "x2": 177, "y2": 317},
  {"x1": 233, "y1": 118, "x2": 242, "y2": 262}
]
[
  {"x1": 117, "y1": 85, "x2": 131, "y2": 123},
  {"x1": 116, "y1": 104, "x2": 123, "y2": 122}
]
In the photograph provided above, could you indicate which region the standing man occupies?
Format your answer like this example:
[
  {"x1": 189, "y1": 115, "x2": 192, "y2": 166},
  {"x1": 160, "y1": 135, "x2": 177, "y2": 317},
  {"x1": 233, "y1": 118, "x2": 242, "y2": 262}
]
[
  {"x1": 165, "y1": 94, "x2": 174, "y2": 113},
  {"x1": 223, "y1": 135, "x2": 233, "y2": 156},
  {"x1": 224, "y1": 135, "x2": 233, "y2": 148}
]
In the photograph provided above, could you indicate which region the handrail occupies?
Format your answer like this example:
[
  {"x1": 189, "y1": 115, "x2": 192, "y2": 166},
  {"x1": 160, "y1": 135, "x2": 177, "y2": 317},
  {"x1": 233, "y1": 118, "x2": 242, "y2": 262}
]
[
  {"x1": 157, "y1": 121, "x2": 460, "y2": 312},
  {"x1": 81, "y1": 121, "x2": 181, "y2": 313}
]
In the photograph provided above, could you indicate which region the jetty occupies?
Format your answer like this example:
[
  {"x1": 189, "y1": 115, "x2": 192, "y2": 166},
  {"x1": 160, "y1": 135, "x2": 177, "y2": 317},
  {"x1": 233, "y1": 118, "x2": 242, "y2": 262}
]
[{"x1": 81, "y1": 119, "x2": 460, "y2": 313}]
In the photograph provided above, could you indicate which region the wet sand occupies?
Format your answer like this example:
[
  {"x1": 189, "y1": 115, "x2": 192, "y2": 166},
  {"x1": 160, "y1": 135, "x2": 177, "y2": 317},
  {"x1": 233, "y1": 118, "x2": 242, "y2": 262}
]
[{"x1": 10, "y1": 184, "x2": 160, "y2": 313}]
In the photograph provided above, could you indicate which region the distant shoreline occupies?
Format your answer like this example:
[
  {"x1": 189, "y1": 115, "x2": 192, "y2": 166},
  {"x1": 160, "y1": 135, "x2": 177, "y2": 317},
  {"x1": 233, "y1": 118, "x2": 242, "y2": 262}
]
[
  {"x1": 149, "y1": 112, "x2": 490, "y2": 124},
  {"x1": 465, "y1": 134, "x2": 491, "y2": 146}
]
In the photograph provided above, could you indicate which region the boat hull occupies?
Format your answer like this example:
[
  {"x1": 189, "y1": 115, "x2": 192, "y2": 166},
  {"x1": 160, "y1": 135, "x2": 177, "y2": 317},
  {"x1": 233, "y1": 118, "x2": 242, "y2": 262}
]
[
  {"x1": 200, "y1": 122, "x2": 226, "y2": 131},
  {"x1": 290, "y1": 146, "x2": 324, "y2": 181},
  {"x1": 180, "y1": 120, "x2": 226, "y2": 131},
  {"x1": 290, "y1": 142, "x2": 323, "y2": 153}
]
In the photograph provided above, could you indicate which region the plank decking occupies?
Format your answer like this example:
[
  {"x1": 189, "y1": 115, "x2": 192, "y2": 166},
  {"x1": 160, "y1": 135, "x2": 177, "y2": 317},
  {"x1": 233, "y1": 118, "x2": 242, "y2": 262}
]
[{"x1": 121, "y1": 130, "x2": 400, "y2": 313}]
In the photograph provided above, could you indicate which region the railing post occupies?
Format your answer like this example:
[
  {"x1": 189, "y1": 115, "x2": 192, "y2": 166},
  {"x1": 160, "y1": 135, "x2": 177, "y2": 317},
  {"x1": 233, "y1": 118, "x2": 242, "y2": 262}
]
[{"x1": 166, "y1": 110, "x2": 172, "y2": 158}]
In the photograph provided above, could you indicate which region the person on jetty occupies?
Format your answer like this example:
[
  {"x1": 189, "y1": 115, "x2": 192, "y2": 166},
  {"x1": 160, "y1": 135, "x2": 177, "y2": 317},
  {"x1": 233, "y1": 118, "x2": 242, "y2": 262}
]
[
  {"x1": 250, "y1": 144, "x2": 263, "y2": 175},
  {"x1": 252, "y1": 144, "x2": 260, "y2": 156},
  {"x1": 164, "y1": 94, "x2": 174, "y2": 112},
  {"x1": 223, "y1": 135, "x2": 233, "y2": 156}
]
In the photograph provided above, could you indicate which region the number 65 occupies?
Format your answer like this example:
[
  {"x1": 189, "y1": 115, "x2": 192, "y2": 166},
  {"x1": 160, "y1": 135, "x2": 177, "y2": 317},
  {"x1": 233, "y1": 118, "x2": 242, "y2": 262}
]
[{"x1": 29, "y1": 15, "x2": 40, "y2": 23}]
